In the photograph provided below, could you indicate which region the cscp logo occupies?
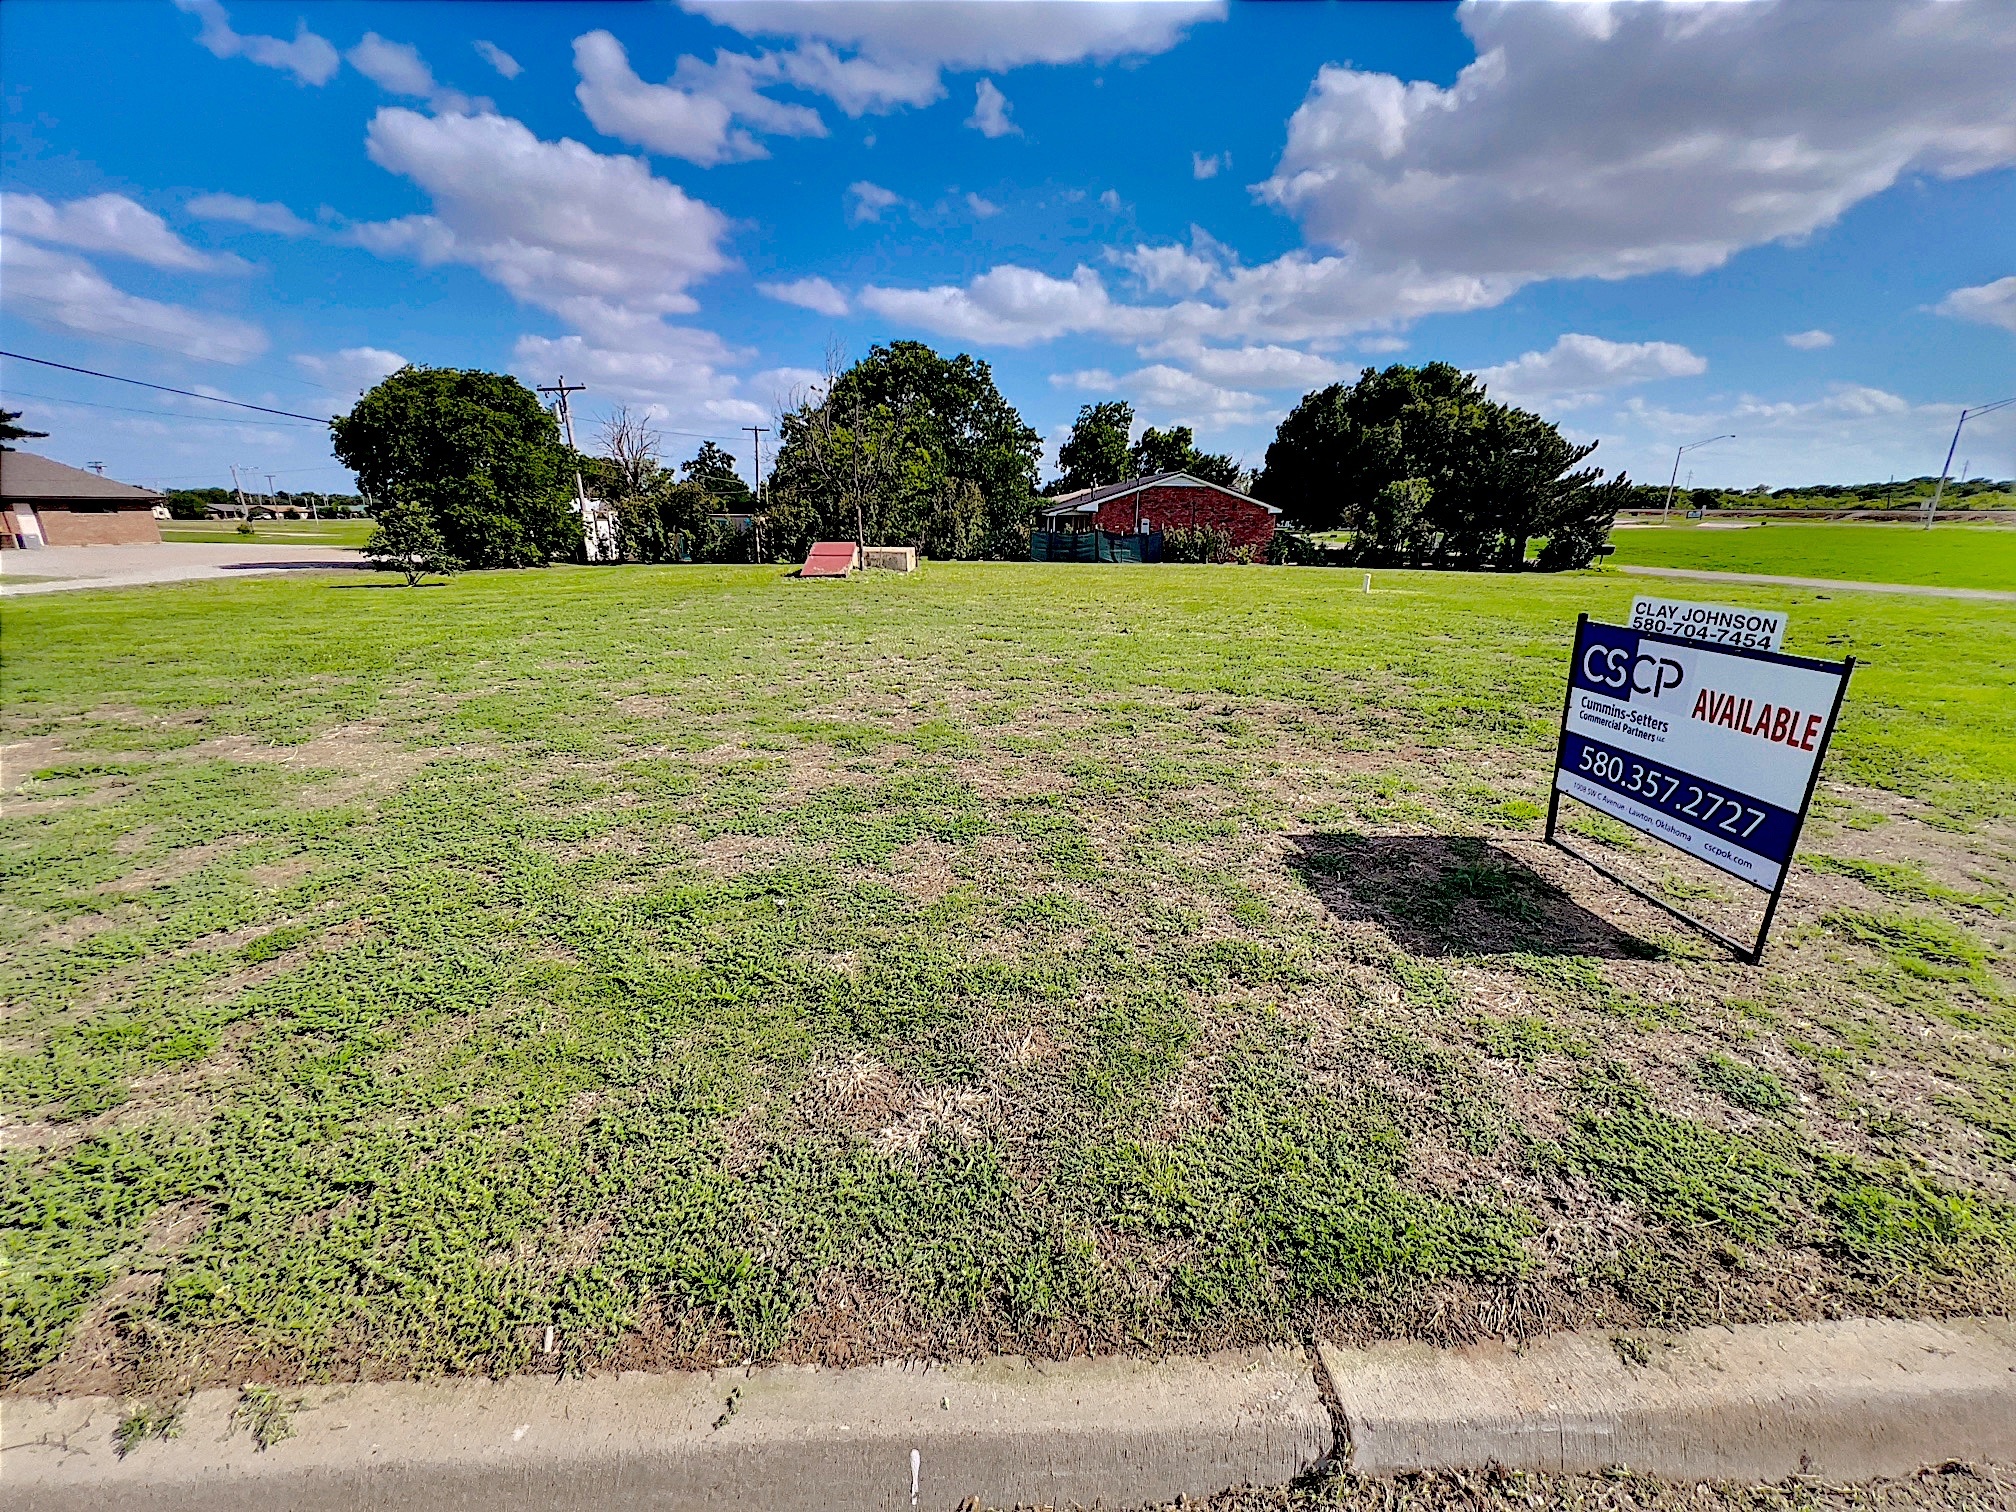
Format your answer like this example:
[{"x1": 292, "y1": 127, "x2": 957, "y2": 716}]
[{"x1": 1580, "y1": 642, "x2": 1685, "y2": 697}]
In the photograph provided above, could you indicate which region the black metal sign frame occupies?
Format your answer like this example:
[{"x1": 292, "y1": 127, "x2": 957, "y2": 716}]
[{"x1": 1543, "y1": 612, "x2": 1854, "y2": 965}]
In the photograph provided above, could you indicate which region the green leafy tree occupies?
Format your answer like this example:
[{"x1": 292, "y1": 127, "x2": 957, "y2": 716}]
[
  {"x1": 1537, "y1": 474, "x2": 1634, "y2": 571},
  {"x1": 1352, "y1": 477, "x2": 1438, "y2": 564},
  {"x1": 1056, "y1": 401, "x2": 1133, "y2": 493},
  {"x1": 1257, "y1": 362, "x2": 1624, "y2": 571},
  {"x1": 366, "y1": 498, "x2": 460, "y2": 585},
  {"x1": 330, "y1": 366, "x2": 580, "y2": 568},
  {"x1": 1128, "y1": 424, "x2": 1240, "y2": 487},
  {"x1": 0, "y1": 408, "x2": 48, "y2": 451},
  {"x1": 682, "y1": 440, "x2": 753, "y2": 506},
  {"x1": 769, "y1": 341, "x2": 1040, "y2": 558}
]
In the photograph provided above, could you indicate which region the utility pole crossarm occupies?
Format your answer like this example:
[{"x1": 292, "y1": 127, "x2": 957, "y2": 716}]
[{"x1": 1923, "y1": 395, "x2": 2016, "y2": 529}]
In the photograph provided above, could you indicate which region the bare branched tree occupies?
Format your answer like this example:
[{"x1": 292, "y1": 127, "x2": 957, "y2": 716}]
[{"x1": 598, "y1": 405, "x2": 662, "y2": 498}]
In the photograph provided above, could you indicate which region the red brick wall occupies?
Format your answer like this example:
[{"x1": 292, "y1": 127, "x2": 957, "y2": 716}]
[
  {"x1": 1093, "y1": 484, "x2": 1276, "y2": 557},
  {"x1": 32, "y1": 506, "x2": 162, "y2": 546}
]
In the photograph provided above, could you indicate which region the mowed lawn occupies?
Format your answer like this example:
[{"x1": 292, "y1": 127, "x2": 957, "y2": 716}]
[
  {"x1": 1606, "y1": 520, "x2": 2016, "y2": 590},
  {"x1": 160, "y1": 519, "x2": 375, "y2": 548},
  {"x1": 3, "y1": 562, "x2": 2011, "y2": 1396}
]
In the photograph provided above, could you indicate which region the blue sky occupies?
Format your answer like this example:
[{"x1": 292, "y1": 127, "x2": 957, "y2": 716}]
[{"x1": 3, "y1": 0, "x2": 2013, "y2": 496}]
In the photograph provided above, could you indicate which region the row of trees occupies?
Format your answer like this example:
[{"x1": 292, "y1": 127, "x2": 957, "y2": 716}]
[
  {"x1": 328, "y1": 352, "x2": 1631, "y2": 575},
  {"x1": 1050, "y1": 401, "x2": 1240, "y2": 494}
]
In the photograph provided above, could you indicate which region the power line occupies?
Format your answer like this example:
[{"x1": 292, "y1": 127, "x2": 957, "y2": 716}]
[
  {"x1": 0, "y1": 350, "x2": 334, "y2": 424},
  {"x1": 0, "y1": 386, "x2": 329, "y2": 431},
  {"x1": 0, "y1": 300, "x2": 367, "y2": 401}
]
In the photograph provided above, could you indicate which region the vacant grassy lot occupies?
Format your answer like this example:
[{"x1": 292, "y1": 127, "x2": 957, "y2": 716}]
[
  {"x1": 160, "y1": 519, "x2": 374, "y2": 548},
  {"x1": 2, "y1": 563, "x2": 2010, "y2": 1399},
  {"x1": 1606, "y1": 521, "x2": 2016, "y2": 590}
]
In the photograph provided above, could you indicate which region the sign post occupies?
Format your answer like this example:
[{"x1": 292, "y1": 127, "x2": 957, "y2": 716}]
[{"x1": 1545, "y1": 613, "x2": 1853, "y2": 963}]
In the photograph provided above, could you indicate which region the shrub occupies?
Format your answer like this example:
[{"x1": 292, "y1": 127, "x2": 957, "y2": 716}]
[
  {"x1": 1268, "y1": 529, "x2": 1326, "y2": 566},
  {"x1": 1163, "y1": 525, "x2": 1233, "y2": 563},
  {"x1": 366, "y1": 498, "x2": 460, "y2": 586}
]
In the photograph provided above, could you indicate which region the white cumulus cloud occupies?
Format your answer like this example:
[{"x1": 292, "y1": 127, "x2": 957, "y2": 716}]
[
  {"x1": 1191, "y1": 151, "x2": 1225, "y2": 181},
  {"x1": 573, "y1": 31, "x2": 826, "y2": 167},
  {"x1": 344, "y1": 108, "x2": 772, "y2": 437},
  {"x1": 173, "y1": 0, "x2": 339, "y2": 86},
  {"x1": 354, "y1": 108, "x2": 733, "y2": 319},
  {"x1": 474, "y1": 40, "x2": 521, "y2": 80},
  {"x1": 967, "y1": 79, "x2": 1020, "y2": 138},
  {"x1": 1259, "y1": 1, "x2": 2016, "y2": 290},
  {"x1": 187, "y1": 193, "x2": 317, "y2": 238},
  {"x1": 847, "y1": 180, "x2": 903, "y2": 225},
  {"x1": 684, "y1": 0, "x2": 1222, "y2": 114},
  {"x1": 1053, "y1": 363, "x2": 1268, "y2": 429},
  {"x1": 867, "y1": 4, "x2": 2016, "y2": 371},
  {"x1": 1477, "y1": 333, "x2": 1707, "y2": 407},
  {"x1": 758, "y1": 276, "x2": 850, "y2": 317},
  {"x1": 346, "y1": 33, "x2": 479, "y2": 113},
  {"x1": 1783, "y1": 329, "x2": 1835, "y2": 350},
  {"x1": 1, "y1": 238, "x2": 266, "y2": 363},
  {"x1": 512, "y1": 325, "x2": 770, "y2": 431},
  {"x1": 293, "y1": 346, "x2": 408, "y2": 398},
  {"x1": 3, "y1": 192, "x2": 241, "y2": 273},
  {"x1": 1935, "y1": 276, "x2": 2016, "y2": 335}
]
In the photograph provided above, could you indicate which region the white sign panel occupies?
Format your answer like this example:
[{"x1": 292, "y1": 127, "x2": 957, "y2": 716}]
[
  {"x1": 1554, "y1": 620, "x2": 1850, "y2": 891},
  {"x1": 1629, "y1": 596, "x2": 1786, "y2": 651}
]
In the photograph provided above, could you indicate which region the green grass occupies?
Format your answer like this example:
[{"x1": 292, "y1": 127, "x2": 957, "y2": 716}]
[
  {"x1": 1604, "y1": 521, "x2": 2016, "y2": 591},
  {"x1": 160, "y1": 519, "x2": 373, "y2": 548},
  {"x1": 2, "y1": 562, "x2": 2011, "y2": 1393}
]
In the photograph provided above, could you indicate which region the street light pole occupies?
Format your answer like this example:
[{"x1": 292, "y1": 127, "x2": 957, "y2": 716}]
[
  {"x1": 1662, "y1": 434, "x2": 1735, "y2": 522},
  {"x1": 1923, "y1": 397, "x2": 2015, "y2": 529}
]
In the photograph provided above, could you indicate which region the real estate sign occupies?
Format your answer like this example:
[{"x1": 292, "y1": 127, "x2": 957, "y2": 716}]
[
  {"x1": 1629, "y1": 595, "x2": 1786, "y2": 650},
  {"x1": 1552, "y1": 619, "x2": 1851, "y2": 893}
]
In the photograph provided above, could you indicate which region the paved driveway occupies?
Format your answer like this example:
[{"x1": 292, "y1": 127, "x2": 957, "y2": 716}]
[
  {"x1": 1618, "y1": 563, "x2": 2016, "y2": 602},
  {"x1": 1, "y1": 542, "x2": 369, "y2": 596}
]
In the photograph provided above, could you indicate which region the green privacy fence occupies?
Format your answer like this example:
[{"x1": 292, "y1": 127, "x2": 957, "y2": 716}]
[{"x1": 1029, "y1": 530, "x2": 1165, "y2": 563}]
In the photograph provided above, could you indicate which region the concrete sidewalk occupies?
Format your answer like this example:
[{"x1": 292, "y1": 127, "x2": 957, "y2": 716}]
[
  {"x1": 1618, "y1": 563, "x2": 2016, "y2": 602},
  {"x1": 1, "y1": 542, "x2": 369, "y2": 596},
  {"x1": 8, "y1": 1317, "x2": 2016, "y2": 1510}
]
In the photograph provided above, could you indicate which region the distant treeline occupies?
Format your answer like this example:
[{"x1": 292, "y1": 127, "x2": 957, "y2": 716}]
[
  {"x1": 1628, "y1": 477, "x2": 2014, "y2": 512},
  {"x1": 165, "y1": 487, "x2": 368, "y2": 519}
]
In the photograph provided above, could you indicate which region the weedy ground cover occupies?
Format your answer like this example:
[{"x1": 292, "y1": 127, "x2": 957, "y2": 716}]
[
  {"x1": 2, "y1": 562, "x2": 2010, "y2": 1397},
  {"x1": 1604, "y1": 520, "x2": 2016, "y2": 591}
]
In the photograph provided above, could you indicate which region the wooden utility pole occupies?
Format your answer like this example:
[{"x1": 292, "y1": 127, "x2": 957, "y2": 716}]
[
  {"x1": 538, "y1": 376, "x2": 593, "y2": 555},
  {"x1": 538, "y1": 376, "x2": 590, "y2": 508},
  {"x1": 742, "y1": 425, "x2": 768, "y2": 510}
]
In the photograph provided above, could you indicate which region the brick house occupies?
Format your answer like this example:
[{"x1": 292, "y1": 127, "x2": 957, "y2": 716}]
[
  {"x1": 1, "y1": 452, "x2": 164, "y2": 547},
  {"x1": 1034, "y1": 470, "x2": 1280, "y2": 560}
]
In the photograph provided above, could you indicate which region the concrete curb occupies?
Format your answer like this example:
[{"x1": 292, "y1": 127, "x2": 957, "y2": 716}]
[
  {"x1": 0, "y1": 1346, "x2": 1330, "y2": 1511},
  {"x1": 9, "y1": 1318, "x2": 2015, "y2": 1509},
  {"x1": 1321, "y1": 1315, "x2": 2016, "y2": 1482}
]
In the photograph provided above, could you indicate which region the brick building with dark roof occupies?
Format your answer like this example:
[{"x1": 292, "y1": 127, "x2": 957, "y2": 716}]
[
  {"x1": 1, "y1": 452, "x2": 164, "y2": 548},
  {"x1": 1035, "y1": 470, "x2": 1281, "y2": 560}
]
